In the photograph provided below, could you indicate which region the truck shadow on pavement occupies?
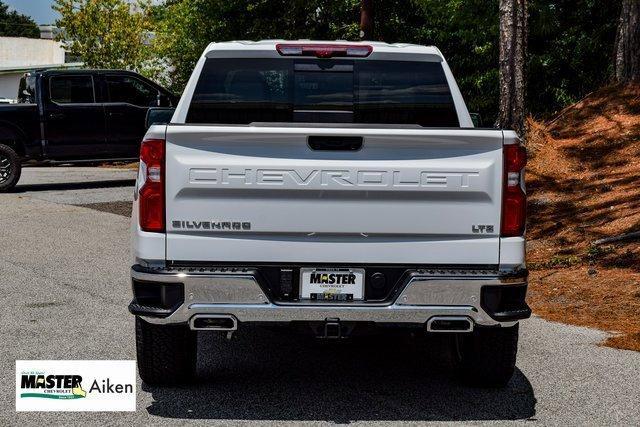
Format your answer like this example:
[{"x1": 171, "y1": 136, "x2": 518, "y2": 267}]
[
  {"x1": 143, "y1": 326, "x2": 536, "y2": 422},
  {"x1": 13, "y1": 179, "x2": 136, "y2": 193}
]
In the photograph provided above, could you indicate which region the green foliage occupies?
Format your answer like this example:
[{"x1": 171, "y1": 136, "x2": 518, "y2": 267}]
[
  {"x1": 586, "y1": 244, "x2": 614, "y2": 261},
  {"x1": 528, "y1": 0, "x2": 621, "y2": 116},
  {"x1": 547, "y1": 254, "x2": 581, "y2": 268},
  {"x1": 0, "y1": 1, "x2": 40, "y2": 38},
  {"x1": 53, "y1": 0, "x2": 157, "y2": 75}
]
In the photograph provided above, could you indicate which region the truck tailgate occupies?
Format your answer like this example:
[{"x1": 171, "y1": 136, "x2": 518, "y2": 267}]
[{"x1": 165, "y1": 125, "x2": 504, "y2": 264}]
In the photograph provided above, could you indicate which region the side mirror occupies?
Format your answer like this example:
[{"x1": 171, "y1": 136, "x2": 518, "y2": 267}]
[
  {"x1": 145, "y1": 107, "x2": 175, "y2": 129},
  {"x1": 470, "y1": 113, "x2": 483, "y2": 127}
]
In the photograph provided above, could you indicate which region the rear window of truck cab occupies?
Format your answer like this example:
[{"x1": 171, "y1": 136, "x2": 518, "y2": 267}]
[{"x1": 186, "y1": 58, "x2": 460, "y2": 127}]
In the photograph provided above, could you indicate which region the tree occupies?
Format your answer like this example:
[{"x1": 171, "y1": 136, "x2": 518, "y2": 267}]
[
  {"x1": 496, "y1": 0, "x2": 528, "y2": 136},
  {"x1": 360, "y1": 0, "x2": 374, "y2": 40},
  {"x1": 53, "y1": 0, "x2": 153, "y2": 71},
  {"x1": 614, "y1": 0, "x2": 640, "y2": 83},
  {"x1": 528, "y1": 0, "x2": 620, "y2": 115},
  {"x1": 0, "y1": 1, "x2": 40, "y2": 38}
]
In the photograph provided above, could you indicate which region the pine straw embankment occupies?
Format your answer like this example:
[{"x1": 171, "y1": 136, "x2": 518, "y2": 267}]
[{"x1": 526, "y1": 84, "x2": 640, "y2": 351}]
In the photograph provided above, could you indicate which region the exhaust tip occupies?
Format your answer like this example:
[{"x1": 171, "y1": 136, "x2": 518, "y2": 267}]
[
  {"x1": 190, "y1": 315, "x2": 238, "y2": 331},
  {"x1": 426, "y1": 316, "x2": 473, "y2": 333}
]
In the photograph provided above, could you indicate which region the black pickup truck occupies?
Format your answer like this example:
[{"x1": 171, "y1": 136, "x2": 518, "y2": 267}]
[{"x1": 0, "y1": 69, "x2": 177, "y2": 191}]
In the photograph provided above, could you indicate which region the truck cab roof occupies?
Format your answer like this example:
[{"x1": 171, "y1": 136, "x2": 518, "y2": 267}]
[
  {"x1": 202, "y1": 40, "x2": 445, "y2": 61},
  {"x1": 28, "y1": 69, "x2": 158, "y2": 78}
]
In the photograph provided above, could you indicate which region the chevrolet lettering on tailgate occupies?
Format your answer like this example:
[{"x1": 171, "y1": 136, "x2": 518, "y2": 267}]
[{"x1": 189, "y1": 168, "x2": 481, "y2": 189}]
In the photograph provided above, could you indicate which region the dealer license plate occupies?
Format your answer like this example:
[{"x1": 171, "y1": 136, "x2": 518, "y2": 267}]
[{"x1": 300, "y1": 268, "x2": 365, "y2": 301}]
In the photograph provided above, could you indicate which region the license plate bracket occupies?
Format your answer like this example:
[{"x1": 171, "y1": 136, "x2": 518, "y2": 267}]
[{"x1": 300, "y1": 268, "x2": 365, "y2": 301}]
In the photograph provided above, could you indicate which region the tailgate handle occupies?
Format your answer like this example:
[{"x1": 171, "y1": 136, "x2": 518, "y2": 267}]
[{"x1": 308, "y1": 136, "x2": 362, "y2": 151}]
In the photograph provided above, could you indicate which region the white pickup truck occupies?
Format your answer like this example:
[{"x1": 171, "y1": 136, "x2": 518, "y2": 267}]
[{"x1": 129, "y1": 40, "x2": 530, "y2": 387}]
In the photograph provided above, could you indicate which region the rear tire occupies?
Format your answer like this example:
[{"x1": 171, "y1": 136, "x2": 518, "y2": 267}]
[
  {"x1": 453, "y1": 324, "x2": 519, "y2": 387},
  {"x1": 0, "y1": 143, "x2": 21, "y2": 192},
  {"x1": 135, "y1": 317, "x2": 197, "y2": 386}
]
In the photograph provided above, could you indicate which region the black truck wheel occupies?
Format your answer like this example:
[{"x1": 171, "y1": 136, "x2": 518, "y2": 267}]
[
  {"x1": 135, "y1": 317, "x2": 197, "y2": 386},
  {"x1": 453, "y1": 324, "x2": 519, "y2": 387},
  {"x1": 0, "y1": 143, "x2": 21, "y2": 192}
]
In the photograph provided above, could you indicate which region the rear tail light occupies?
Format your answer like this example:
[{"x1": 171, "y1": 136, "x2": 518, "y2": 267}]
[
  {"x1": 501, "y1": 144, "x2": 527, "y2": 237},
  {"x1": 276, "y1": 43, "x2": 373, "y2": 58},
  {"x1": 138, "y1": 138, "x2": 165, "y2": 232}
]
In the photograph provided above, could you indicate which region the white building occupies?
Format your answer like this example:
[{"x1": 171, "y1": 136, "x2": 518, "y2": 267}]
[{"x1": 0, "y1": 36, "x2": 81, "y2": 101}]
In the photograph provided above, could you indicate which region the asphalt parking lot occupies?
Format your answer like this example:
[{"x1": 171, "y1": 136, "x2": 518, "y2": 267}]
[{"x1": 1, "y1": 166, "x2": 639, "y2": 425}]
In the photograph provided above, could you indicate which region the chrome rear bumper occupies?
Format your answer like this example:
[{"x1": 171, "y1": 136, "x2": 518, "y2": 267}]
[{"x1": 130, "y1": 265, "x2": 529, "y2": 328}]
